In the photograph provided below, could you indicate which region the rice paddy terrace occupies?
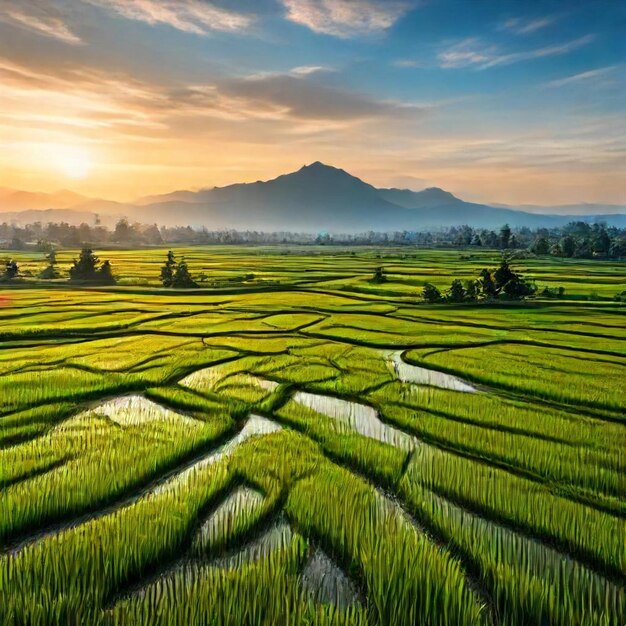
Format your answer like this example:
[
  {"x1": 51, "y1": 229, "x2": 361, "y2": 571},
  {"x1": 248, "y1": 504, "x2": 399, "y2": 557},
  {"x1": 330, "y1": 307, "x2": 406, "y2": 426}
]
[{"x1": 1, "y1": 247, "x2": 625, "y2": 626}]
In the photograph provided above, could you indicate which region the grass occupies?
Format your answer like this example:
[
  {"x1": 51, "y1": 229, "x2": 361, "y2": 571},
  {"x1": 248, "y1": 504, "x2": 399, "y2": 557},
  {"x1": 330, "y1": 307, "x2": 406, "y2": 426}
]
[{"x1": 1, "y1": 246, "x2": 624, "y2": 625}]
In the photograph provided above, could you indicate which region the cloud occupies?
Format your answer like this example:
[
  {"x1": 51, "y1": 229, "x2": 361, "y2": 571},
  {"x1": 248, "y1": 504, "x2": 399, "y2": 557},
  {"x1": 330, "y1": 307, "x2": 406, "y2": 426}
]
[
  {"x1": 500, "y1": 16, "x2": 555, "y2": 35},
  {"x1": 391, "y1": 58, "x2": 428, "y2": 69},
  {"x1": 280, "y1": 0, "x2": 412, "y2": 37},
  {"x1": 438, "y1": 34, "x2": 595, "y2": 69},
  {"x1": 0, "y1": 55, "x2": 423, "y2": 147},
  {"x1": 0, "y1": 0, "x2": 82, "y2": 44},
  {"x1": 83, "y1": 0, "x2": 252, "y2": 34},
  {"x1": 221, "y1": 72, "x2": 421, "y2": 122},
  {"x1": 545, "y1": 66, "x2": 618, "y2": 88}
]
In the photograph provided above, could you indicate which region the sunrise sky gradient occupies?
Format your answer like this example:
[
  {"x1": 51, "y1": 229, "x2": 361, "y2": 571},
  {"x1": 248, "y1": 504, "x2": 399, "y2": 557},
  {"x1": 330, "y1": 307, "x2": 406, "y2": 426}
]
[{"x1": 0, "y1": 0, "x2": 624, "y2": 205}]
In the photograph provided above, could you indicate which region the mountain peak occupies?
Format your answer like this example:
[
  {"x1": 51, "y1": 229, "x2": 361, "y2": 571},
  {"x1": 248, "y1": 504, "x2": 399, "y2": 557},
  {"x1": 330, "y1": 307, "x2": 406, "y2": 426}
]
[{"x1": 299, "y1": 161, "x2": 344, "y2": 174}]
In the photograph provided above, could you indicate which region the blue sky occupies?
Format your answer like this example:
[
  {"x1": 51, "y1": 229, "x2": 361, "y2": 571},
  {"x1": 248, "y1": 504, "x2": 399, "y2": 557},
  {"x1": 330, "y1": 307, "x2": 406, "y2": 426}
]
[{"x1": 0, "y1": 0, "x2": 624, "y2": 205}]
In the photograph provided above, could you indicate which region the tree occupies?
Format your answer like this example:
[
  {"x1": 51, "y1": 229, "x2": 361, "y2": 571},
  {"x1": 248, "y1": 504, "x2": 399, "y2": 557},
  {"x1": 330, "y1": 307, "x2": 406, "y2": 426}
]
[
  {"x1": 422, "y1": 283, "x2": 443, "y2": 303},
  {"x1": 471, "y1": 234, "x2": 483, "y2": 246},
  {"x1": 484, "y1": 231, "x2": 499, "y2": 248},
  {"x1": 592, "y1": 229, "x2": 611, "y2": 257},
  {"x1": 3, "y1": 259, "x2": 19, "y2": 280},
  {"x1": 143, "y1": 224, "x2": 163, "y2": 245},
  {"x1": 479, "y1": 269, "x2": 497, "y2": 299},
  {"x1": 500, "y1": 224, "x2": 511, "y2": 249},
  {"x1": 371, "y1": 267, "x2": 386, "y2": 284},
  {"x1": 531, "y1": 237, "x2": 550, "y2": 255},
  {"x1": 113, "y1": 218, "x2": 133, "y2": 243},
  {"x1": 560, "y1": 235, "x2": 576, "y2": 258},
  {"x1": 502, "y1": 274, "x2": 535, "y2": 299},
  {"x1": 609, "y1": 237, "x2": 626, "y2": 258},
  {"x1": 98, "y1": 260, "x2": 116, "y2": 285},
  {"x1": 160, "y1": 250, "x2": 177, "y2": 287},
  {"x1": 447, "y1": 279, "x2": 466, "y2": 303},
  {"x1": 465, "y1": 279, "x2": 480, "y2": 302},
  {"x1": 69, "y1": 248, "x2": 99, "y2": 281},
  {"x1": 493, "y1": 259, "x2": 536, "y2": 300},
  {"x1": 171, "y1": 257, "x2": 198, "y2": 288},
  {"x1": 69, "y1": 248, "x2": 115, "y2": 284},
  {"x1": 550, "y1": 242, "x2": 563, "y2": 257},
  {"x1": 493, "y1": 259, "x2": 516, "y2": 292},
  {"x1": 39, "y1": 248, "x2": 60, "y2": 279}
]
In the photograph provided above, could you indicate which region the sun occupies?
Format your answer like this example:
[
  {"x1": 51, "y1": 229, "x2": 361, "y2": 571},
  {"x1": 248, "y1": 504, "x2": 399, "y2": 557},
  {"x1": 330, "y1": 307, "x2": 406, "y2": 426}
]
[{"x1": 56, "y1": 146, "x2": 92, "y2": 180}]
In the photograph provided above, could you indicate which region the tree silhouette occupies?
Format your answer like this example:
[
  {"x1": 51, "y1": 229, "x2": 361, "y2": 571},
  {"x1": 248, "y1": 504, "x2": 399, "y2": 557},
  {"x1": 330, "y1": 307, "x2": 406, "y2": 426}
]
[
  {"x1": 465, "y1": 279, "x2": 480, "y2": 302},
  {"x1": 3, "y1": 260, "x2": 19, "y2": 280},
  {"x1": 160, "y1": 250, "x2": 177, "y2": 287},
  {"x1": 39, "y1": 248, "x2": 60, "y2": 279},
  {"x1": 560, "y1": 235, "x2": 576, "y2": 258},
  {"x1": 531, "y1": 237, "x2": 550, "y2": 255},
  {"x1": 69, "y1": 248, "x2": 99, "y2": 281},
  {"x1": 500, "y1": 224, "x2": 511, "y2": 249},
  {"x1": 371, "y1": 266, "x2": 386, "y2": 284},
  {"x1": 171, "y1": 257, "x2": 198, "y2": 288},
  {"x1": 69, "y1": 248, "x2": 115, "y2": 284},
  {"x1": 422, "y1": 283, "x2": 443, "y2": 303},
  {"x1": 479, "y1": 269, "x2": 497, "y2": 299},
  {"x1": 447, "y1": 279, "x2": 466, "y2": 303},
  {"x1": 98, "y1": 260, "x2": 116, "y2": 285}
]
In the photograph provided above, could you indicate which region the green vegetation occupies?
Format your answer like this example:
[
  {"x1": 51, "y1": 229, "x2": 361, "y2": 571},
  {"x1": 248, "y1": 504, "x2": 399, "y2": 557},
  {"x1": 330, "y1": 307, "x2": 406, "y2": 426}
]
[
  {"x1": 422, "y1": 258, "x2": 536, "y2": 303},
  {"x1": 0, "y1": 246, "x2": 624, "y2": 625},
  {"x1": 69, "y1": 248, "x2": 116, "y2": 285}
]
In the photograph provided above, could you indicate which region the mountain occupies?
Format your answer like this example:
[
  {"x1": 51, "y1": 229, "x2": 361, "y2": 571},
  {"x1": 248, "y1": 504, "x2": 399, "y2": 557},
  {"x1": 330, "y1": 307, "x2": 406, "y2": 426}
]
[
  {"x1": 3, "y1": 163, "x2": 625, "y2": 230},
  {"x1": 0, "y1": 188, "x2": 89, "y2": 212},
  {"x1": 132, "y1": 162, "x2": 626, "y2": 230},
  {"x1": 134, "y1": 162, "x2": 407, "y2": 231},
  {"x1": 378, "y1": 186, "x2": 461, "y2": 209},
  {"x1": 134, "y1": 190, "x2": 204, "y2": 206},
  {"x1": 492, "y1": 202, "x2": 626, "y2": 216}
]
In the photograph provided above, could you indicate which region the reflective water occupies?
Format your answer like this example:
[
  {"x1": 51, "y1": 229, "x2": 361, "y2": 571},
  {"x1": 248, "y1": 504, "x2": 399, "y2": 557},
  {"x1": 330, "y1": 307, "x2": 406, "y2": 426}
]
[
  {"x1": 293, "y1": 391, "x2": 416, "y2": 450},
  {"x1": 387, "y1": 351, "x2": 476, "y2": 393},
  {"x1": 91, "y1": 394, "x2": 199, "y2": 426},
  {"x1": 301, "y1": 547, "x2": 361, "y2": 609}
]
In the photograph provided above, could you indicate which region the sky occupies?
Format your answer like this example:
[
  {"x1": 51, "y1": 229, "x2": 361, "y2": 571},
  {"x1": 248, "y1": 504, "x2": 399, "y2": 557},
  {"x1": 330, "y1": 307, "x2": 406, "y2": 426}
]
[{"x1": 0, "y1": 0, "x2": 624, "y2": 206}]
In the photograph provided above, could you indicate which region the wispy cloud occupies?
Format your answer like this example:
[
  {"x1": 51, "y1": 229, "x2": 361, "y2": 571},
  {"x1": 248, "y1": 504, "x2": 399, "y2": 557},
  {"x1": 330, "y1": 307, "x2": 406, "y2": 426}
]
[
  {"x1": 391, "y1": 58, "x2": 428, "y2": 69},
  {"x1": 545, "y1": 66, "x2": 618, "y2": 88},
  {"x1": 0, "y1": 55, "x2": 423, "y2": 142},
  {"x1": 438, "y1": 34, "x2": 595, "y2": 69},
  {"x1": 280, "y1": 0, "x2": 412, "y2": 38},
  {"x1": 0, "y1": 0, "x2": 82, "y2": 44},
  {"x1": 84, "y1": 0, "x2": 253, "y2": 34},
  {"x1": 500, "y1": 15, "x2": 555, "y2": 35}
]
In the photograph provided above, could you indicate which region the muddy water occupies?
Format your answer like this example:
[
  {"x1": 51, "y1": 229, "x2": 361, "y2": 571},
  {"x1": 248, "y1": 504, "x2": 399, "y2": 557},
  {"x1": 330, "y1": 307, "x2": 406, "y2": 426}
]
[
  {"x1": 301, "y1": 547, "x2": 361, "y2": 609},
  {"x1": 213, "y1": 519, "x2": 294, "y2": 569},
  {"x1": 91, "y1": 394, "x2": 199, "y2": 426},
  {"x1": 293, "y1": 391, "x2": 416, "y2": 451},
  {"x1": 195, "y1": 486, "x2": 265, "y2": 551},
  {"x1": 153, "y1": 415, "x2": 281, "y2": 494},
  {"x1": 387, "y1": 351, "x2": 476, "y2": 393}
]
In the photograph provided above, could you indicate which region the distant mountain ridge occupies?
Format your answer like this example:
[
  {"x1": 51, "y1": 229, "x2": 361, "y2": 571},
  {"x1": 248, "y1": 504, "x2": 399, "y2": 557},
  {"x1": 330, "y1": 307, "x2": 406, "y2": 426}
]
[
  {"x1": 0, "y1": 188, "x2": 89, "y2": 212},
  {"x1": 2, "y1": 162, "x2": 625, "y2": 230}
]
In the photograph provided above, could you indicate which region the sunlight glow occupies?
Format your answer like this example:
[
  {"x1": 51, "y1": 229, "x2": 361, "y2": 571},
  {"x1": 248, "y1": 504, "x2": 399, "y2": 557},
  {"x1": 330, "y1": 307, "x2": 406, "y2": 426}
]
[{"x1": 55, "y1": 146, "x2": 93, "y2": 180}]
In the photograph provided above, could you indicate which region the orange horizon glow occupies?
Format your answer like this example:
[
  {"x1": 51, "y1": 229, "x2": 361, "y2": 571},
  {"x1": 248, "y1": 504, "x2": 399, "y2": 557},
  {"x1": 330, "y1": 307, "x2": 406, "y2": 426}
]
[{"x1": 0, "y1": 1, "x2": 624, "y2": 208}]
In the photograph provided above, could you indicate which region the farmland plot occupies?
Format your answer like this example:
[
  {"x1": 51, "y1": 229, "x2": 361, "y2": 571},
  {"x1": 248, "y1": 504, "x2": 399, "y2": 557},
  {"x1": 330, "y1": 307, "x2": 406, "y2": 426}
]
[{"x1": 1, "y1": 247, "x2": 624, "y2": 625}]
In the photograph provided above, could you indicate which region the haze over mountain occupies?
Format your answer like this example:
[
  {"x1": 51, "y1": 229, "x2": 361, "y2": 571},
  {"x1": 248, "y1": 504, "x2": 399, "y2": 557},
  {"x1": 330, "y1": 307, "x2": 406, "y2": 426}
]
[
  {"x1": 2, "y1": 163, "x2": 625, "y2": 231},
  {"x1": 0, "y1": 188, "x2": 89, "y2": 212}
]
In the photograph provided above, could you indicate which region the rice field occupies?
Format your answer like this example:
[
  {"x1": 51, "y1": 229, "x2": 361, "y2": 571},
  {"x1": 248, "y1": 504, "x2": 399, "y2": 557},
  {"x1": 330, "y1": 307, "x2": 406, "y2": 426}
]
[{"x1": 1, "y1": 247, "x2": 624, "y2": 625}]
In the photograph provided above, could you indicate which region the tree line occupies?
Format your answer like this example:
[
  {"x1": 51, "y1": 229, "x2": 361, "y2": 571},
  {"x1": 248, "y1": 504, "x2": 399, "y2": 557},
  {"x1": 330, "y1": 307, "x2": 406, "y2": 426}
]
[
  {"x1": 2, "y1": 219, "x2": 625, "y2": 258},
  {"x1": 421, "y1": 258, "x2": 537, "y2": 303},
  {"x1": 1, "y1": 248, "x2": 115, "y2": 285}
]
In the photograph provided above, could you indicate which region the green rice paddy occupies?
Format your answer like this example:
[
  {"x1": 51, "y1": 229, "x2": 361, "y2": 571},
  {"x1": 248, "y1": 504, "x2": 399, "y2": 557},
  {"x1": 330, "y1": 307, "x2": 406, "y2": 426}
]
[{"x1": 1, "y1": 247, "x2": 624, "y2": 625}]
